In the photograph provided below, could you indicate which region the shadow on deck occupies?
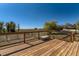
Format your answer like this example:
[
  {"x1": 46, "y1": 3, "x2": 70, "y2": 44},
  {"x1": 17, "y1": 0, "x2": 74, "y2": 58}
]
[
  {"x1": 0, "y1": 31, "x2": 78, "y2": 56},
  {"x1": 9, "y1": 39, "x2": 79, "y2": 56}
]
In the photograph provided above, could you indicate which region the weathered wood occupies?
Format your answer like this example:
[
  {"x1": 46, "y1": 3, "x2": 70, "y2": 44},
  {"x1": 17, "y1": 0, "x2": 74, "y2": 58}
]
[
  {"x1": 0, "y1": 30, "x2": 79, "y2": 56},
  {"x1": 0, "y1": 44, "x2": 31, "y2": 56},
  {"x1": 24, "y1": 33, "x2": 26, "y2": 43},
  {"x1": 10, "y1": 39, "x2": 59, "y2": 56},
  {"x1": 41, "y1": 41, "x2": 66, "y2": 56},
  {"x1": 5, "y1": 34, "x2": 9, "y2": 42},
  {"x1": 1, "y1": 39, "x2": 79, "y2": 56},
  {"x1": 66, "y1": 42, "x2": 76, "y2": 56},
  {"x1": 76, "y1": 42, "x2": 79, "y2": 56},
  {"x1": 71, "y1": 42, "x2": 78, "y2": 56},
  {"x1": 56, "y1": 42, "x2": 70, "y2": 56},
  {"x1": 60, "y1": 42, "x2": 72, "y2": 56}
]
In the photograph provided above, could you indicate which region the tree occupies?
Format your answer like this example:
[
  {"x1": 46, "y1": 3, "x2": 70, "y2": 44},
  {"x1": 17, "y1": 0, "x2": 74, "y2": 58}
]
[
  {"x1": 18, "y1": 24, "x2": 20, "y2": 32},
  {"x1": 2, "y1": 28, "x2": 6, "y2": 33},
  {"x1": 34, "y1": 28, "x2": 38, "y2": 30},
  {"x1": 44, "y1": 21, "x2": 57, "y2": 30},
  {"x1": 76, "y1": 21, "x2": 79, "y2": 30},
  {"x1": 56, "y1": 25, "x2": 63, "y2": 31},
  {"x1": 0, "y1": 22, "x2": 4, "y2": 33},
  {"x1": 6, "y1": 21, "x2": 16, "y2": 32}
]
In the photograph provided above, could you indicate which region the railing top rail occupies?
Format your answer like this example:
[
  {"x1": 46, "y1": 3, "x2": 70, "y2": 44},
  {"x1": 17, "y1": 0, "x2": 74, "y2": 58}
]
[
  {"x1": 0, "y1": 30, "x2": 72, "y2": 35},
  {"x1": 0, "y1": 30, "x2": 54, "y2": 35}
]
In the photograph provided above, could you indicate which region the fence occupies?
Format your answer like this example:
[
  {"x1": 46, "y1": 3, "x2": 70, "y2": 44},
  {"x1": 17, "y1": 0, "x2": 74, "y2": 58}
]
[{"x1": 0, "y1": 30, "x2": 73, "y2": 47}]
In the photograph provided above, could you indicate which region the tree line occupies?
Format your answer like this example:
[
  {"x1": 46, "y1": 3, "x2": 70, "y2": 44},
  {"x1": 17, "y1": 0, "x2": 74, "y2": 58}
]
[
  {"x1": 43, "y1": 21, "x2": 79, "y2": 31},
  {"x1": 0, "y1": 21, "x2": 79, "y2": 33},
  {"x1": 0, "y1": 21, "x2": 16, "y2": 33}
]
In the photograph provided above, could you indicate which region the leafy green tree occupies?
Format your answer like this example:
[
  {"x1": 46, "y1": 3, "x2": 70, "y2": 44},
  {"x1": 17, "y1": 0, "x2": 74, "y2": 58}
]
[
  {"x1": 76, "y1": 21, "x2": 79, "y2": 30},
  {"x1": 56, "y1": 25, "x2": 63, "y2": 31},
  {"x1": 44, "y1": 21, "x2": 57, "y2": 30},
  {"x1": 2, "y1": 28, "x2": 7, "y2": 33},
  {"x1": 0, "y1": 22, "x2": 4, "y2": 33},
  {"x1": 6, "y1": 21, "x2": 16, "y2": 32},
  {"x1": 34, "y1": 28, "x2": 38, "y2": 30}
]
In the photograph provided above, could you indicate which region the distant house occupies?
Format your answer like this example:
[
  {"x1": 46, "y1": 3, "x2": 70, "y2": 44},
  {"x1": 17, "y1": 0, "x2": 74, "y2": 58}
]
[{"x1": 63, "y1": 24, "x2": 76, "y2": 32}]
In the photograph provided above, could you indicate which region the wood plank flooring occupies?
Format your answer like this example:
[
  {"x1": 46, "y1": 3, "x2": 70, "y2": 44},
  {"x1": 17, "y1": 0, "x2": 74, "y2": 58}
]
[{"x1": 1, "y1": 39, "x2": 79, "y2": 56}]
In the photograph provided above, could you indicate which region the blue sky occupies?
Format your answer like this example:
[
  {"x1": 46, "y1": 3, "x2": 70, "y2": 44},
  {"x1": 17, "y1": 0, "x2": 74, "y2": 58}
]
[{"x1": 0, "y1": 3, "x2": 79, "y2": 29}]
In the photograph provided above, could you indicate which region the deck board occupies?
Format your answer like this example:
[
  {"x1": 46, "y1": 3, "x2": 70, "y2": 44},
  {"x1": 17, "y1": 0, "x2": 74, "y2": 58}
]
[
  {"x1": 10, "y1": 39, "x2": 59, "y2": 56},
  {"x1": 66, "y1": 42, "x2": 76, "y2": 56},
  {"x1": 20, "y1": 39, "x2": 62, "y2": 56},
  {"x1": 1, "y1": 39, "x2": 79, "y2": 56},
  {"x1": 0, "y1": 44, "x2": 31, "y2": 55},
  {"x1": 56, "y1": 42, "x2": 70, "y2": 56},
  {"x1": 41, "y1": 41, "x2": 66, "y2": 56},
  {"x1": 76, "y1": 42, "x2": 79, "y2": 56},
  {"x1": 30, "y1": 40, "x2": 61, "y2": 56},
  {"x1": 60, "y1": 42, "x2": 73, "y2": 56},
  {"x1": 50, "y1": 42, "x2": 68, "y2": 56},
  {"x1": 71, "y1": 42, "x2": 78, "y2": 56}
]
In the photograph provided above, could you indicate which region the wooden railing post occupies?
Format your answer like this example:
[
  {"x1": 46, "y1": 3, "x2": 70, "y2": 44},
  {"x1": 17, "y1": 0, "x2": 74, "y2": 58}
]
[
  {"x1": 71, "y1": 32, "x2": 73, "y2": 42},
  {"x1": 17, "y1": 33, "x2": 19, "y2": 40},
  {"x1": 24, "y1": 33, "x2": 26, "y2": 43},
  {"x1": 71, "y1": 32, "x2": 75, "y2": 42},
  {"x1": 6, "y1": 34, "x2": 9, "y2": 42},
  {"x1": 38, "y1": 32, "x2": 40, "y2": 39},
  {"x1": 49, "y1": 31, "x2": 51, "y2": 38}
]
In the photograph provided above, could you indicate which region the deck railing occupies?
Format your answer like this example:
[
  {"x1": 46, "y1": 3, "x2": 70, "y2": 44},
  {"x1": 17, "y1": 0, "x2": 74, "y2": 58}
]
[{"x1": 0, "y1": 30, "x2": 72, "y2": 47}]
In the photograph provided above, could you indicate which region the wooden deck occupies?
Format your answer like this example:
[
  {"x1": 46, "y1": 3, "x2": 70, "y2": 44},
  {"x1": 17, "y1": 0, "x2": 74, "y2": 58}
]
[{"x1": 1, "y1": 39, "x2": 79, "y2": 56}]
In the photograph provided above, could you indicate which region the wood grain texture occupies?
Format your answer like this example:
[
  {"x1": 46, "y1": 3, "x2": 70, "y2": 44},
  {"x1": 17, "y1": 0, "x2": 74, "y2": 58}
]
[{"x1": 1, "y1": 39, "x2": 79, "y2": 56}]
